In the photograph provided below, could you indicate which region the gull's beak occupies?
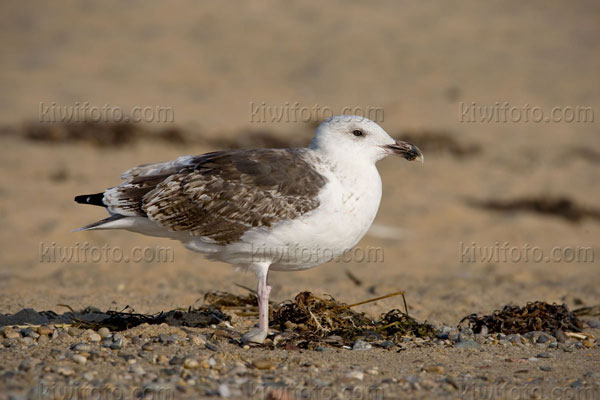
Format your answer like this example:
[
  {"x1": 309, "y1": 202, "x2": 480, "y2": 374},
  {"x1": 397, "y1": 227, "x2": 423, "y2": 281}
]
[{"x1": 384, "y1": 141, "x2": 424, "y2": 163}]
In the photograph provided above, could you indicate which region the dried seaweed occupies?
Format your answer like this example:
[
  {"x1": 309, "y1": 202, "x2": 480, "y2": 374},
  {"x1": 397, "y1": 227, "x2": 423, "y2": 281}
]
[
  {"x1": 471, "y1": 196, "x2": 600, "y2": 223},
  {"x1": 273, "y1": 292, "x2": 373, "y2": 336},
  {"x1": 460, "y1": 302, "x2": 584, "y2": 335},
  {"x1": 377, "y1": 310, "x2": 437, "y2": 339},
  {"x1": 73, "y1": 306, "x2": 229, "y2": 331},
  {"x1": 271, "y1": 291, "x2": 435, "y2": 347},
  {"x1": 23, "y1": 121, "x2": 193, "y2": 147}
]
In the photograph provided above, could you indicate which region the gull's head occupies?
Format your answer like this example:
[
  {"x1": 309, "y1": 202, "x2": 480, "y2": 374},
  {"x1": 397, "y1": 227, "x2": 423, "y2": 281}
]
[{"x1": 310, "y1": 115, "x2": 423, "y2": 164}]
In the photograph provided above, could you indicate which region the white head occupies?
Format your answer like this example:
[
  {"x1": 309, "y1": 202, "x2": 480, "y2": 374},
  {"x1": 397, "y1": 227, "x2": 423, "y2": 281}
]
[{"x1": 310, "y1": 115, "x2": 423, "y2": 165}]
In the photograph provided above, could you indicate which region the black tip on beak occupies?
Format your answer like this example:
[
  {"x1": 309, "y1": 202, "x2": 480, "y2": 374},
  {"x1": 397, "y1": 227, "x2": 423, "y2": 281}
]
[{"x1": 385, "y1": 141, "x2": 424, "y2": 162}]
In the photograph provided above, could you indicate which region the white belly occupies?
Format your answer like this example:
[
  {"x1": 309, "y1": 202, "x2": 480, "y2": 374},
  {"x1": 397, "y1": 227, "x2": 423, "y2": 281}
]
[{"x1": 199, "y1": 164, "x2": 383, "y2": 270}]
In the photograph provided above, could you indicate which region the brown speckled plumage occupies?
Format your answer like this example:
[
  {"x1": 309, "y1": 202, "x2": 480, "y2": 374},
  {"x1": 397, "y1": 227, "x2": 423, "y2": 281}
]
[{"x1": 97, "y1": 149, "x2": 327, "y2": 244}]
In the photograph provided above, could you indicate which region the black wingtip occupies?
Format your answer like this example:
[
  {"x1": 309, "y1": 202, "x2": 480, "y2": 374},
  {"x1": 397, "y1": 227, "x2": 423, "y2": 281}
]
[{"x1": 74, "y1": 193, "x2": 106, "y2": 207}]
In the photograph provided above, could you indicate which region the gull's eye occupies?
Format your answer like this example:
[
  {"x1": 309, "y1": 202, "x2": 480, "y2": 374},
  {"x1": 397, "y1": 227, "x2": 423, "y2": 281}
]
[{"x1": 352, "y1": 129, "x2": 364, "y2": 137}]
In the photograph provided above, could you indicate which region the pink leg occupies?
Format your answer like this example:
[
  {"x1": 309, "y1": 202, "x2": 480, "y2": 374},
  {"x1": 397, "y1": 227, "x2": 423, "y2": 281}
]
[
  {"x1": 242, "y1": 264, "x2": 271, "y2": 344},
  {"x1": 257, "y1": 272, "x2": 272, "y2": 334}
]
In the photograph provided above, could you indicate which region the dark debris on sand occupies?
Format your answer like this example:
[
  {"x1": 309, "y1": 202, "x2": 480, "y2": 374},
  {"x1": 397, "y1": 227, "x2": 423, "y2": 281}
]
[
  {"x1": 460, "y1": 302, "x2": 584, "y2": 335},
  {"x1": 471, "y1": 196, "x2": 600, "y2": 223}
]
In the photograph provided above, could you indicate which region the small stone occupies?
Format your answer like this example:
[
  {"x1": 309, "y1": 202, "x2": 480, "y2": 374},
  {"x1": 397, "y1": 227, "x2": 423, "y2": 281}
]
[
  {"x1": 37, "y1": 326, "x2": 54, "y2": 336},
  {"x1": 570, "y1": 379, "x2": 584, "y2": 388},
  {"x1": 72, "y1": 342, "x2": 92, "y2": 352},
  {"x1": 437, "y1": 326, "x2": 453, "y2": 340},
  {"x1": 218, "y1": 383, "x2": 231, "y2": 398},
  {"x1": 253, "y1": 358, "x2": 275, "y2": 370},
  {"x1": 4, "y1": 330, "x2": 20, "y2": 339},
  {"x1": 97, "y1": 327, "x2": 111, "y2": 339},
  {"x1": 72, "y1": 354, "x2": 87, "y2": 365},
  {"x1": 87, "y1": 332, "x2": 102, "y2": 343},
  {"x1": 68, "y1": 327, "x2": 83, "y2": 337},
  {"x1": 142, "y1": 343, "x2": 154, "y2": 352},
  {"x1": 536, "y1": 352, "x2": 553, "y2": 359},
  {"x1": 57, "y1": 366, "x2": 75, "y2": 376},
  {"x1": 183, "y1": 358, "x2": 199, "y2": 369},
  {"x1": 455, "y1": 340, "x2": 479, "y2": 349},
  {"x1": 159, "y1": 333, "x2": 172, "y2": 344},
  {"x1": 169, "y1": 356, "x2": 184, "y2": 366},
  {"x1": 586, "y1": 320, "x2": 600, "y2": 329},
  {"x1": 205, "y1": 342, "x2": 218, "y2": 351},
  {"x1": 582, "y1": 340, "x2": 594, "y2": 348},
  {"x1": 344, "y1": 370, "x2": 364, "y2": 381},
  {"x1": 539, "y1": 366, "x2": 552, "y2": 372},
  {"x1": 37, "y1": 334, "x2": 49, "y2": 344},
  {"x1": 423, "y1": 365, "x2": 445, "y2": 374},
  {"x1": 22, "y1": 328, "x2": 40, "y2": 339},
  {"x1": 110, "y1": 338, "x2": 123, "y2": 350},
  {"x1": 555, "y1": 330, "x2": 568, "y2": 343},
  {"x1": 379, "y1": 340, "x2": 395, "y2": 349},
  {"x1": 189, "y1": 335, "x2": 205, "y2": 346},
  {"x1": 129, "y1": 364, "x2": 146, "y2": 375},
  {"x1": 352, "y1": 339, "x2": 372, "y2": 350}
]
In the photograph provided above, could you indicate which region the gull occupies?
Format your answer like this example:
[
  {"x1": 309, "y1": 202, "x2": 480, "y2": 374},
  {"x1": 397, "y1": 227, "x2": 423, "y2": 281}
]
[{"x1": 74, "y1": 115, "x2": 423, "y2": 343}]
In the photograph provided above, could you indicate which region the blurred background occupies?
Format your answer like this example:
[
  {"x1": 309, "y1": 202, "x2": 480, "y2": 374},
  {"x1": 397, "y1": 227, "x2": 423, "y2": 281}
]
[{"x1": 0, "y1": 0, "x2": 598, "y2": 324}]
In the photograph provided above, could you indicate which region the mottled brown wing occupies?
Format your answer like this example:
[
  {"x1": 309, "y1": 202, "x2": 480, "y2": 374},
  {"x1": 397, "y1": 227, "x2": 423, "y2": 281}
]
[{"x1": 137, "y1": 149, "x2": 327, "y2": 244}]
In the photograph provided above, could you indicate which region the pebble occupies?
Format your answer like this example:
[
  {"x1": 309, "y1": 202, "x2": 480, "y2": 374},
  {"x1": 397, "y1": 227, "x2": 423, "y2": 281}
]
[
  {"x1": 87, "y1": 332, "x2": 102, "y2": 343},
  {"x1": 37, "y1": 334, "x2": 49, "y2": 344},
  {"x1": 72, "y1": 354, "x2": 87, "y2": 364},
  {"x1": 252, "y1": 358, "x2": 275, "y2": 370},
  {"x1": 536, "y1": 352, "x2": 553, "y2": 359},
  {"x1": 189, "y1": 335, "x2": 205, "y2": 346},
  {"x1": 423, "y1": 365, "x2": 445, "y2": 374},
  {"x1": 57, "y1": 366, "x2": 75, "y2": 376},
  {"x1": 540, "y1": 366, "x2": 552, "y2": 372},
  {"x1": 183, "y1": 358, "x2": 199, "y2": 369},
  {"x1": 205, "y1": 342, "x2": 219, "y2": 351},
  {"x1": 169, "y1": 356, "x2": 184, "y2": 366},
  {"x1": 68, "y1": 327, "x2": 83, "y2": 337},
  {"x1": 218, "y1": 383, "x2": 231, "y2": 398},
  {"x1": 72, "y1": 343, "x2": 92, "y2": 352},
  {"x1": 97, "y1": 327, "x2": 111, "y2": 339},
  {"x1": 110, "y1": 338, "x2": 123, "y2": 350},
  {"x1": 352, "y1": 339, "x2": 372, "y2": 350},
  {"x1": 586, "y1": 320, "x2": 600, "y2": 329},
  {"x1": 570, "y1": 379, "x2": 584, "y2": 388},
  {"x1": 4, "y1": 330, "x2": 21, "y2": 339},
  {"x1": 37, "y1": 326, "x2": 53, "y2": 336},
  {"x1": 344, "y1": 370, "x2": 364, "y2": 381},
  {"x1": 555, "y1": 330, "x2": 568, "y2": 343},
  {"x1": 22, "y1": 328, "x2": 40, "y2": 339},
  {"x1": 129, "y1": 364, "x2": 146, "y2": 375},
  {"x1": 455, "y1": 340, "x2": 479, "y2": 349},
  {"x1": 142, "y1": 343, "x2": 154, "y2": 352},
  {"x1": 582, "y1": 340, "x2": 594, "y2": 348}
]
